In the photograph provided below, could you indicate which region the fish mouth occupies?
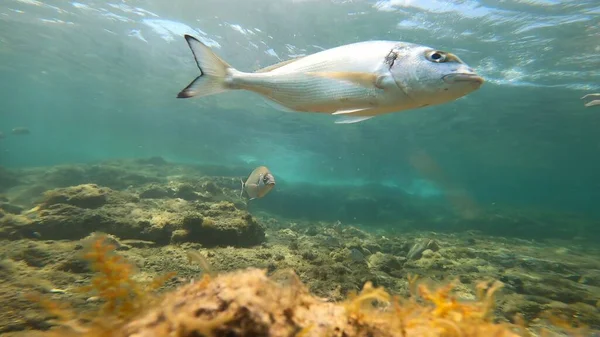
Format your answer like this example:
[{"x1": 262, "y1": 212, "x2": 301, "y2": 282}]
[{"x1": 442, "y1": 73, "x2": 484, "y2": 86}]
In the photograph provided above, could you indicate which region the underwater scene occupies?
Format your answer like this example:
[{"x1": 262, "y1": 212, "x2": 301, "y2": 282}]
[{"x1": 1, "y1": 0, "x2": 600, "y2": 336}]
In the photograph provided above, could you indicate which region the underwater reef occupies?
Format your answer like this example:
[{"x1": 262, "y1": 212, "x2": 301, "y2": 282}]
[
  {"x1": 0, "y1": 158, "x2": 599, "y2": 335},
  {"x1": 9, "y1": 236, "x2": 590, "y2": 337}
]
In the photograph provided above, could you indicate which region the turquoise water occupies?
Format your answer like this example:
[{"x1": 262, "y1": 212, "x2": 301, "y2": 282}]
[{"x1": 1, "y1": 0, "x2": 599, "y2": 216}]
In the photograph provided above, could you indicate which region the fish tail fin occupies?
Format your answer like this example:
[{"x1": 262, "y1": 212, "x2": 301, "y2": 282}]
[
  {"x1": 177, "y1": 35, "x2": 234, "y2": 99},
  {"x1": 239, "y1": 178, "x2": 245, "y2": 198}
]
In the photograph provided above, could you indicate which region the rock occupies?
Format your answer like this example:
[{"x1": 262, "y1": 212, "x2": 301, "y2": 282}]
[
  {"x1": 41, "y1": 165, "x2": 87, "y2": 187},
  {"x1": 182, "y1": 209, "x2": 266, "y2": 247},
  {"x1": 367, "y1": 252, "x2": 404, "y2": 273},
  {"x1": 174, "y1": 184, "x2": 199, "y2": 200},
  {"x1": 341, "y1": 226, "x2": 369, "y2": 239},
  {"x1": 170, "y1": 229, "x2": 190, "y2": 244},
  {"x1": 136, "y1": 156, "x2": 168, "y2": 166},
  {"x1": 349, "y1": 248, "x2": 365, "y2": 262},
  {"x1": 501, "y1": 294, "x2": 545, "y2": 321},
  {"x1": 22, "y1": 204, "x2": 121, "y2": 240},
  {"x1": 201, "y1": 181, "x2": 220, "y2": 195},
  {"x1": 301, "y1": 250, "x2": 317, "y2": 261},
  {"x1": 421, "y1": 249, "x2": 435, "y2": 259},
  {"x1": 139, "y1": 184, "x2": 174, "y2": 199},
  {"x1": 11, "y1": 245, "x2": 52, "y2": 267},
  {"x1": 363, "y1": 242, "x2": 382, "y2": 254},
  {"x1": 10, "y1": 183, "x2": 262, "y2": 247},
  {"x1": 499, "y1": 274, "x2": 525, "y2": 293},
  {"x1": 407, "y1": 239, "x2": 440, "y2": 260},
  {"x1": 41, "y1": 184, "x2": 110, "y2": 209},
  {"x1": 120, "y1": 239, "x2": 156, "y2": 248},
  {"x1": 100, "y1": 268, "x2": 522, "y2": 337},
  {"x1": 304, "y1": 226, "x2": 318, "y2": 236},
  {"x1": 56, "y1": 256, "x2": 91, "y2": 273},
  {"x1": 0, "y1": 203, "x2": 24, "y2": 214}
]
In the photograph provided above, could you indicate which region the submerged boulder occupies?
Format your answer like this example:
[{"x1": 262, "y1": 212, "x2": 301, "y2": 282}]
[
  {"x1": 40, "y1": 184, "x2": 114, "y2": 209},
  {"x1": 178, "y1": 201, "x2": 266, "y2": 247},
  {"x1": 3, "y1": 185, "x2": 265, "y2": 247}
]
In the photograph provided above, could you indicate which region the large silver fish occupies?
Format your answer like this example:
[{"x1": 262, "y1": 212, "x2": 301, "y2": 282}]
[
  {"x1": 240, "y1": 166, "x2": 276, "y2": 200},
  {"x1": 177, "y1": 35, "x2": 484, "y2": 124}
]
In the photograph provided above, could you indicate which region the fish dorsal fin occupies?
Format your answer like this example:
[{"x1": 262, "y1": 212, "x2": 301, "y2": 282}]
[
  {"x1": 307, "y1": 71, "x2": 380, "y2": 88},
  {"x1": 334, "y1": 116, "x2": 375, "y2": 124},
  {"x1": 254, "y1": 57, "x2": 305, "y2": 73}
]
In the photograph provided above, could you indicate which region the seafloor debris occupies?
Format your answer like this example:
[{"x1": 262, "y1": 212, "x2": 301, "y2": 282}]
[{"x1": 26, "y1": 236, "x2": 588, "y2": 337}]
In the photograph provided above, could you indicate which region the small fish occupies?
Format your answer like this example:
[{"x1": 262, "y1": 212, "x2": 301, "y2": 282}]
[
  {"x1": 0, "y1": 131, "x2": 4, "y2": 139},
  {"x1": 11, "y1": 127, "x2": 30, "y2": 135},
  {"x1": 240, "y1": 166, "x2": 275, "y2": 200},
  {"x1": 186, "y1": 250, "x2": 215, "y2": 278},
  {"x1": 582, "y1": 93, "x2": 600, "y2": 107},
  {"x1": 177, "y1": 35, "x2": 484, "y2": 124}
]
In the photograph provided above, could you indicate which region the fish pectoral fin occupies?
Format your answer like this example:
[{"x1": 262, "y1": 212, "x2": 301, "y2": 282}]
[
  {"x1": 334, "y1": 116, "x2": 375, "y2": 124},
  {"x1": 584, "y1": 100, "x2": 600, "y2": 107},
  {"x1": 307, "y1": 71, "x2": 380, "y2": 88},
  {"x1": 331, "y1": 108, "x2": 372, "y2": 115}
]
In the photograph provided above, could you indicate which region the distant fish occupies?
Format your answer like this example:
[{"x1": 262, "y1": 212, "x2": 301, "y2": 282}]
[
  {"x1": 582, "y1": 93, "x2": 600, "y2": 107},
  {"x1": 177, "y1": 35, "x2": 484, "y2": 124},
  {"x1": 0, "y1": 131, "x2": 4, "y2": 139},
  {"x1": 240, "y1": 166, "x2": 275, "y2": 200},
  {"x1": 11, "y1": 127, "x2": 30, "y2": 135}
]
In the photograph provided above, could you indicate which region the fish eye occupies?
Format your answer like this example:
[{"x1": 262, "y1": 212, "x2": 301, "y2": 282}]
[{"x1": 426, "y1": 51, "x2": 447, "y2": 63}]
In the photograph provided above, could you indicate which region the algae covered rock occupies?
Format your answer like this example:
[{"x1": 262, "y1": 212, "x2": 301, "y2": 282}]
[
  {"x1": 8, "y1": 185, "x2": 265, "y2": 247},
  {"x1": 180, "y1": 201, "x2": 266, "y2": 247},
  {"x1": 35, "y1": 262, "x2": 522, "y2": 337},
  {"x1": 138, "y1": 184, "x2": 174, "y2": 199},
  {"x1": 407, "y1": 238, "x2": 440, "y2": 260},
  {"x1": 41, "y1": 184, "x2": 112, "y2": 209},
  {"x1": 368, "y1": 252, "x2": 405, "y2": 273},
  {"x1": 0, "y1": 202, "x2": 24, "y2": 214}
]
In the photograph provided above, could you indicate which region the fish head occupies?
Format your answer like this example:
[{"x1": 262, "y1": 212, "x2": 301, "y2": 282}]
[
  {"x1": 257, "y1": 172, "x2": 276, "y2": 197},
  {"x1": 261, "y1": 172, "x2": 276, "y2": 187},
  {"x1": 388, "y1": 45, "x2": 484, "y2": 107}
]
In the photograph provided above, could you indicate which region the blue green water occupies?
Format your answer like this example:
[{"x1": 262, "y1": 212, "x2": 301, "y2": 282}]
[{"x1": 1, "y1": 0, "x2": 599, "y2": 217}]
